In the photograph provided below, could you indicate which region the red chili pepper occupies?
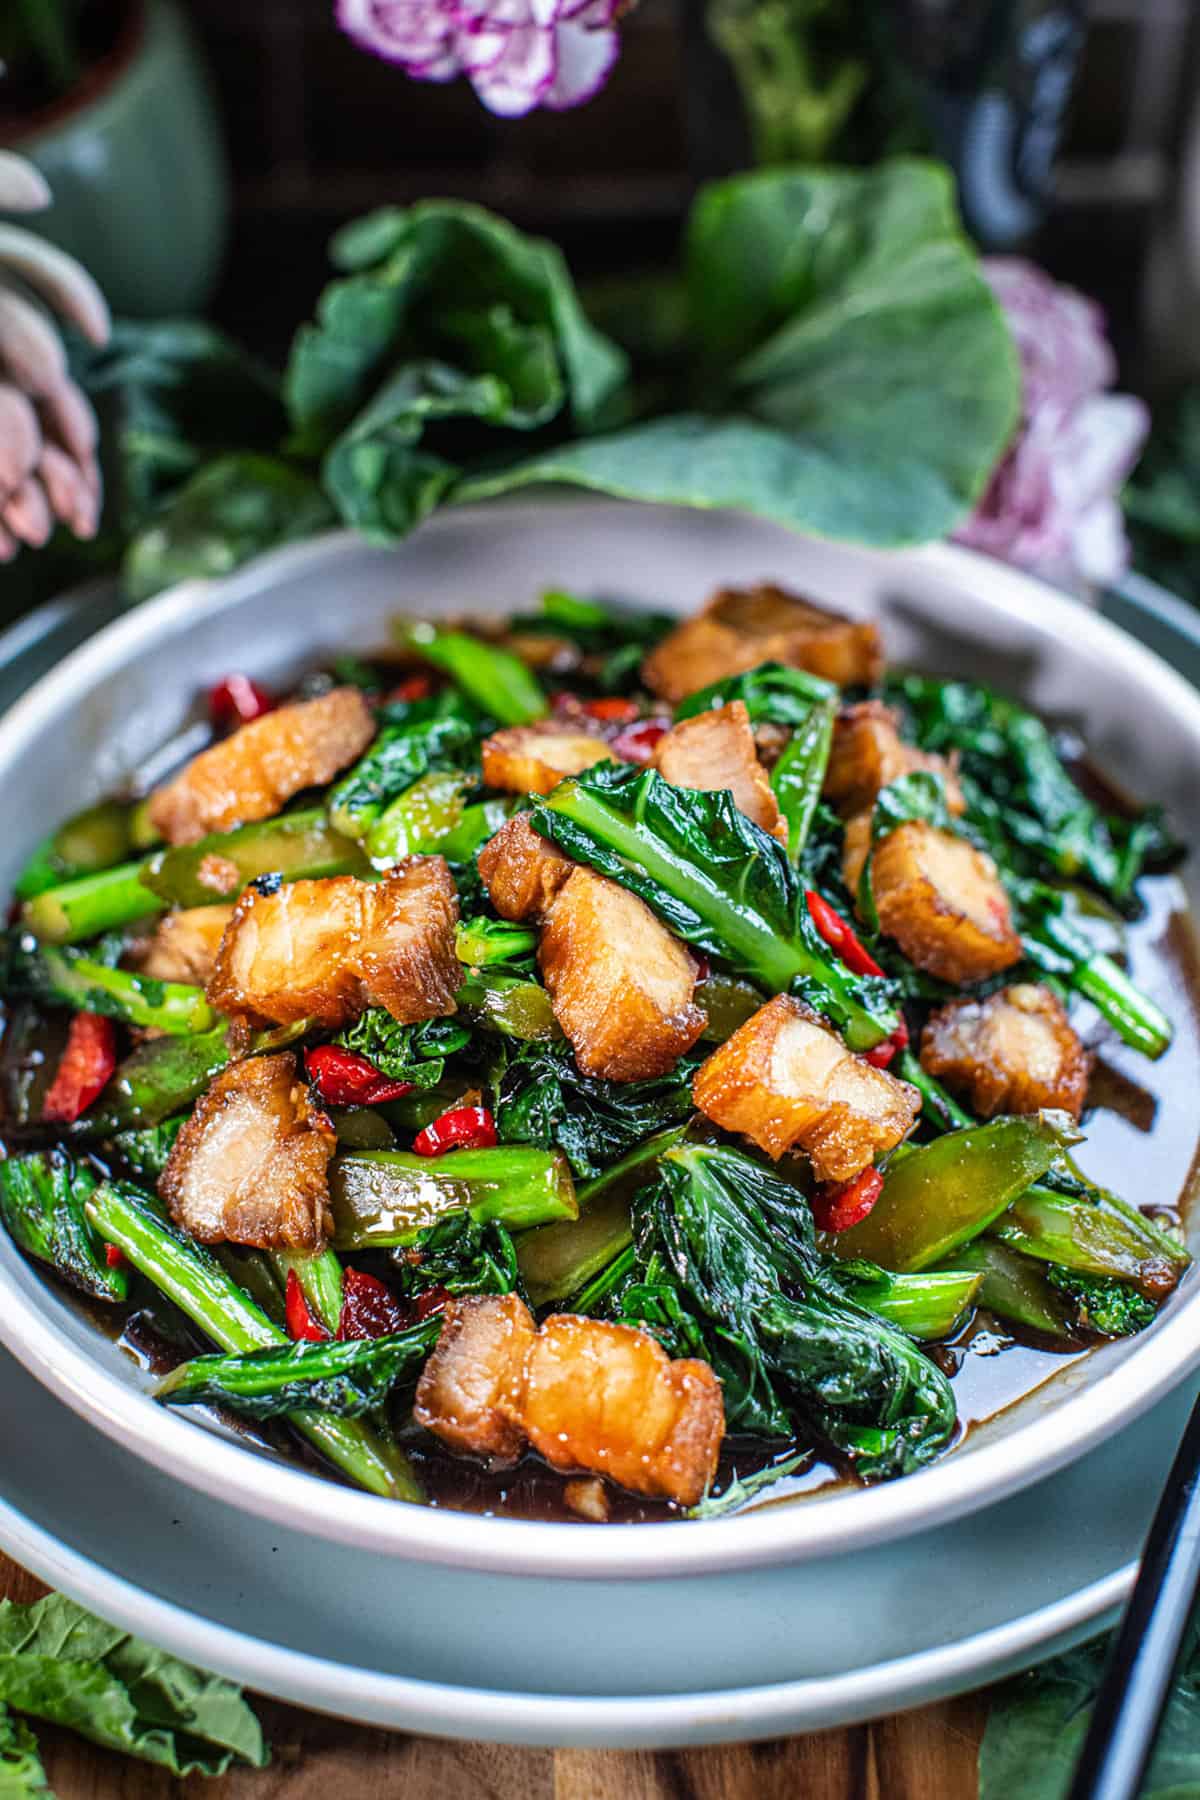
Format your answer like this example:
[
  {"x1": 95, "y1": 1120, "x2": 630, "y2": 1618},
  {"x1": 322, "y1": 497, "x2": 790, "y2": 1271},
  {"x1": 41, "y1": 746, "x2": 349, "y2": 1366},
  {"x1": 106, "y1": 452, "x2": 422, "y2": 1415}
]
[
  {"x1": 691, "y1": 950, "x2": 711, "y2": 982},
  {"x1": 305, "y1": 1044, "x2": 413, "y2": 1107},
  {"x1": 611, "y1": 718, "x2": 668, "y2": 764},
  {"x1": 583, "y1": 696, "x2": 638, "y2": 724},
  {"x1": 285, "y1": 1269, "x2": 330, "y2": 1343},
  {"x1": 208, "y1": 674, "x2": 274, "y2": 729},
  {"x1": 861, "y1": 1018, "x2": 911, "y2": 1069},
  {"x1": 812, "y1": 1167, "x2": 884, "y2": 1234},
  {"x1": 337, "y1": 1268, "x2": 409, "y2": 1341},
  {"x1": 412, "y1": 1105, "x2": 497, "y2": 1157},
  {"x1": 386, "y1": 674, "x2": 432, "y2": 704},
  {"x1": 415, "y1": 1285, "x2": 452, "y2": 1322},
  {"x1": 105, "y1": 1244, "x2": 126, "y2": 1269},
  {"x1": 42, "y1": 1013, "x2": 117, "y2": 1125},
  {"x1": 805, "y1": 890, "x2": 886, "y2": 979}
]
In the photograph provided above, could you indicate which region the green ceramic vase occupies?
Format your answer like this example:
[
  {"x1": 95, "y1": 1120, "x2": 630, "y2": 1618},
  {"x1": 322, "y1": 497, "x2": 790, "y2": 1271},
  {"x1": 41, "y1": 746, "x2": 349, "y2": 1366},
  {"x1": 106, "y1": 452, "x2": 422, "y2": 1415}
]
[{"x1": 9, "y1": 0, "x2": 229, "y2": 318}]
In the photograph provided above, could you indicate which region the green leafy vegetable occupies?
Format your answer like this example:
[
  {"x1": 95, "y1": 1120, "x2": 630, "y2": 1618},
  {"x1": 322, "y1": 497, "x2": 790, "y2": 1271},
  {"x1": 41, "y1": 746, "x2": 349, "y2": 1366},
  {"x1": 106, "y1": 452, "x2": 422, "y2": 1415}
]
[
  {"x1": 455, "y1": 917, "x2": 538, "y2": 967},
  {"x1": 392, "y1": 619, "x2": 547, "y2": 726},
  {"x1": 2, "y1": 937, "x2": 215, "y2": 1036},
  {"x1": 673, "y1": 661, "x2": 838, "y2": 724},
  {"x1": 455, "y1": 968, "x2": 560, "y2": 1041},
  {"x1": 0, "y1": 1592, "x2": 268, "y2": 1778},
  {"x1": 391, "y1": 1211, "x2": 521, "y2": 1302},
  {"x1": 286, "y1": 201, "x2": 628, "y2": 541},
  {"x1": 509, "y1": 588, "x2": 675, "y2": 692},
  {"x1": 979, "y1": 1632, "x2": 1200, "y2": 1800},
  {"x1": 334, "y1": 1011, "x2": 473, "y2": 1090},
  {"x1": 327, "y1": 699, "x2": 480, "y2": 841},
  {"x1": 1044, "y1": 1266, "x2": 1157, "y2": 1337},
  {"x1": 19, "y1": 863, "x2": 165, "y2": 946},
  {"x1": 107, "y1": 1118, "x2": 185, "y2": 1183},
  {"x1": 689, "y1": 1450, "x2": 812, "y2": 1521},
  {"x1": 158, "y1": 1323, "x2": 441, "y2": 1420},
  {"x1": 495, "y1": 1040, "x2": 701, "y2": 1178},
  {"x1": 623, "y1": 1142, "x2": 958, "y2": 1479},
  {"x1": 0, "y1": 1152, "x2": 127, "y2": 1304},
  {"x1": 530, "y1": 761, "x2": 898, "y2": 1048},
  {"x1": 0, "y1": 1704, "x2": 50, "y2": 1798}
]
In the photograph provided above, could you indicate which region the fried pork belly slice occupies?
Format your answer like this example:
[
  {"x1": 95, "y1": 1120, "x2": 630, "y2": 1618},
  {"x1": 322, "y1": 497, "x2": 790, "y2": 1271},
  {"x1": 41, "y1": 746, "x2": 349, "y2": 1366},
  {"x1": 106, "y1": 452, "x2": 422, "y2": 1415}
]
[
  {"x1": 477, "y1": 814, "x2": 575, "y2": 923},
  {"x1": 538, "y1": 868, "x2": 706, "y2": 1080},
  {"x1": 133, "y1": 904, "x2": 235, "y2": 987},
  {"x1": 869, "y1": 822, "x2": 1023, "y2": 987},
  {"x1": 652, "y1": 700, "x2": 787, "y2": 842},
  {"x1": 414, "y1": 1293, "x2": 725, "y2": 1505},
  {"x1": 642, "y1": 583, "x2": 883, "y2": 705},
  {"x1": 159, "y1": 1052, "x2": 335, "y2": 1250},
  {"x1": 481, "y1": 723, "x2": 612, "y2": 797},
  {"x1": 147, "y1": 687, "x2": 374, "y2": 846},
  {"x1": 208, "y1": 858, "x2": 459, "y2": 1033},
  {"x1": 693, "y1": 994, "x2": 919, "y2": 1182},
  {"x1": 922, "y1": 983, "x2": 1092, "y2": 1121},
  {"x1": 825, "y1": 701, "x2": 965, "y2": 819}
]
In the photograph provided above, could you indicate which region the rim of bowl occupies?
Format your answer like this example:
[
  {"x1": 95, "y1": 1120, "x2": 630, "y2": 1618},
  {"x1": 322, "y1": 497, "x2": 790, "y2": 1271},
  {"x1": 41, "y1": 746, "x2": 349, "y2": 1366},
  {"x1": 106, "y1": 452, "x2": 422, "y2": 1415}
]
[{"x1": 2, "y1": 505, "x2": 1200, "y2": 1581}]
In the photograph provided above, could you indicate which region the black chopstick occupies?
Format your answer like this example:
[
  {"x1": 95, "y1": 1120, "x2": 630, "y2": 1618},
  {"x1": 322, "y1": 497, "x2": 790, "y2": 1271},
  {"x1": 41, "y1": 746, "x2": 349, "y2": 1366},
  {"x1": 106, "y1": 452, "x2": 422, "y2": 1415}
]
[{"x1": 1067, "y1": 1386, "x2": 1200, "y2": 1800}]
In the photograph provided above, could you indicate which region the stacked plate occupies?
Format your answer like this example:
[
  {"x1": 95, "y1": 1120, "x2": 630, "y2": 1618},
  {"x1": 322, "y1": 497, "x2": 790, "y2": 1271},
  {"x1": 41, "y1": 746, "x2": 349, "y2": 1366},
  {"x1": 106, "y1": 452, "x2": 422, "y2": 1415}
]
[{"x1": 0, "y1": 506, "x2": 1197, "y2": 1748}]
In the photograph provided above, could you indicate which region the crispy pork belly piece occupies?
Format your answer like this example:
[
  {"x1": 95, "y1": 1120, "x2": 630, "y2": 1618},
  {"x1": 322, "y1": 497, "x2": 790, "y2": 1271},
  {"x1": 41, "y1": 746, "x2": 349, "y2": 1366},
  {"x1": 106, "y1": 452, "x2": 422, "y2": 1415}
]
[
  {"x1": 538, "y1": 868, "x2": 706, "y2": 1080},
  {"x1": 869, "y1": 822, "x2": 1023, "y2": 987},
  {"x1": 477, "y1": 814, "x2": 575, "y2": 923},
  {"x1": 825, "y1": 701, "x2": 965, "y2": 819},
  {"x1": 842, "y1": 810, "x2": 873, "y2": 896},
  {"x1": 148, "y1": 687, "x2": 374, "y2": 846},
  {"x1": 652, "y1": 700, "x2": 787, "y2": 842},
  {"x1": 134, "y1": 905, "x2": 235, "y2": 987},
  {"x1": 693, "y1": 994, "x2": 919, "y2": 1183},
  {"x1": 922, "y1": 983, "x2": 1092, "y2": 1121},
  {"x1": 414, "y1": 1293, "x2": 725, "y2": 1505},
  {"x1": 481, "y1": 724, "x2": 612, "y2": 797},
  {"x1": 159, "y1": 1052, "x2": 335, "y2": 1250},
  {"x1": 208, "y1": 858, "x2": 459, "y2": 1033},
  {"x1": 642, "y1": 583, "x2": 883, "y2": 705}
]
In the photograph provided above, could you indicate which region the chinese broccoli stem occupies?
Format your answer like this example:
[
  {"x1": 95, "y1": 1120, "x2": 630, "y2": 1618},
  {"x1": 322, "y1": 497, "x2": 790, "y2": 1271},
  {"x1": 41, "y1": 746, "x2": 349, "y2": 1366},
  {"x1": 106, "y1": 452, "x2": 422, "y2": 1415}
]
[
  {"x1": 6, "y1": 940, "x2": 215, "y2": 1035},
  {"x1": 770, "y1": 694, "x2": 837, "y2": 863},
  {"x1": 271, "y1": 1247, "x2": 345, "y2": 1334},
  {"x1": 85, "y1": 1181, "x2": 421, "y2": 1502},
  {"x1": 852, "y1": 1268, "x2": 983, "y2": 1341},
  {"x1": 934, "y1": 1240, "x2": 1075, "y2": 1339},
  {"x1": 329, "y1": 1148, "x2": 577, "y2": 1251},
  {"x1": 21, "y1": 861, "x2": 167, "y2": 944},
  {"x1": 393, "y1": 618, "x2": 547, "y2": 725}
]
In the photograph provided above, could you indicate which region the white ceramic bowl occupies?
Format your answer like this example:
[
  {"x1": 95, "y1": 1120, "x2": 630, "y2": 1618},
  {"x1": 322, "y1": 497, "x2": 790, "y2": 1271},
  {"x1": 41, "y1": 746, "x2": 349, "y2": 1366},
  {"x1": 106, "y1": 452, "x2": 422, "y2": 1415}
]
[{"x1": 1, "y1": 498, "x2": 1198, "y2": 1581}]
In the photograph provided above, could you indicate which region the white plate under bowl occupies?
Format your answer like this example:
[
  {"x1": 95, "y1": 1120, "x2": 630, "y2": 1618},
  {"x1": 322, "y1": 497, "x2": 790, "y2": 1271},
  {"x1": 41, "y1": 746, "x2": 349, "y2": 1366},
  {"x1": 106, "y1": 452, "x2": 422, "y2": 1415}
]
[
  {"x1": 0, "y1": 500, "x2": 1199, "y2": 1581},
  {"x1": 0, "y1": 1340, "x2": 1190, "y2": 1747}
]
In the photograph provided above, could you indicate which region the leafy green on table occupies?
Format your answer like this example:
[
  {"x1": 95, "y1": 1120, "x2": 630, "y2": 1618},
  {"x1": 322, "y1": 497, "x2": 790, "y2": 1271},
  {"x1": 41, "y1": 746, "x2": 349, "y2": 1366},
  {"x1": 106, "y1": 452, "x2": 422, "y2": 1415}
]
[{"x1": 0, "y1": 1592, "x2": 268, "y2": 1779}]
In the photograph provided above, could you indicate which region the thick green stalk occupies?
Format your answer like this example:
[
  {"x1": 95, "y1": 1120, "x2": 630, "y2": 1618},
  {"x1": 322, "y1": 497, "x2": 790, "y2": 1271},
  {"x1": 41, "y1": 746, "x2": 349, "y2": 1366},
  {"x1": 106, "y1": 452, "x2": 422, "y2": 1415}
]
[
  {"x1": 21, "y1": 862, "x2": 167, "y2": 944},
  {"x1": 142, "y1": 809, "x2": 368, "y2": 908},
  {"x1": 770, "y1": 694, "x2": 837, "y2": 863},
  {"x1": 855, "y1": 1268, "x2": 983, "y2": 1341},
  {"x1": 393, "y1": 619, "x2": 546, "y2": 724},
  {"x1": 935, "y1": 1240, "x2": 1075, "y2": 1339},
  {"x1": 455, "y1": 917, "x2": 538, "y2": 967},
  {"x1": 85, "y1": 1181, "x2": 421, "y2": 1502},
  {"x1": 271, "y1": 1247, "x2": 345, "y2": 1334},
  {"x1": 330, "y1": 1148, "x2": 577, "y2": 1250},
  {"x1": 456, "y1": 970, "x2": 560, "y2": 1040},
  {"x1": 7, "y1": 941, "x2": 215, "y2": 1036}
]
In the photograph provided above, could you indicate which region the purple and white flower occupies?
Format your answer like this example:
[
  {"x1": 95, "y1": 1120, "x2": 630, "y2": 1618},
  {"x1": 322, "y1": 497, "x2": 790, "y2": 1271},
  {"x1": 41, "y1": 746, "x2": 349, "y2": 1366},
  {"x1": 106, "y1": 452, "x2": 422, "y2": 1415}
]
[
  {"x1": 956, "y1": 258, "x2": 1149, "y2": 592},
  {"x1": 336, "y1": 1, "x2": 628, "y2": 116}
]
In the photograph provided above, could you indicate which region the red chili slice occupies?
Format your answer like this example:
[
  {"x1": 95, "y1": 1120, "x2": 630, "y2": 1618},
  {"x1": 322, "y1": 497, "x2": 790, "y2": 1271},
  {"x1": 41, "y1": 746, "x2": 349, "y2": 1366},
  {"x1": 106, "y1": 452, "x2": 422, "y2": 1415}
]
[
  {"x1": 386, "y1": 674, "x2": 432, "y2": 704},
  {"x1": 42, "y1": 1012, "x2": 117, "y2": 1125},
  {"x1": 805, "y1": 889, "x2": 886, "y2": 979},
  {"x1": 412, "y1": 1105, "x2": 498, "y2": 1157},
  {"x1": 208, "y1": 674, "x2": 274, "y2": 728},
  {"x1": 105, "y1": 1244, "x2": 127, "y2": 1269},
  {"x1": 861, "y1": 1041, "x2": 897, "y2": 1069},
  {"x1": 611, "y1": 718, "x2": 668, "y2": 764},
  {"x1": 305, "y1": 1044, "x2": 413, "y2": 1107},
  {"x1": 285, "y1": 1268, "x2": 330, "y2": 1343},
  {"x1": 414, "y1": 1285, "x2": 452, "y2": 1322},
  {"x1": 691, "y1": 950, "x2": 712, "y2": 983},
  {"x1": 812, "y1": 1167, "x2": 885, "y2": 1234},
  {"x1": 337, "y1": 1268, "x2": 409, "y2": 1340},
  {"x1": 583, "y1": 696, "x2": 639, "y2": 724}
]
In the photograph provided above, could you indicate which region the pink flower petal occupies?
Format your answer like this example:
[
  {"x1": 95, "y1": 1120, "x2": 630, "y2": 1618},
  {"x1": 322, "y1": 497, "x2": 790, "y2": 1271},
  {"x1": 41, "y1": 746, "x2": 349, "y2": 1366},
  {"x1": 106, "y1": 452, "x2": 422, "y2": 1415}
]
[
  {"x1": 543, "y1": 17, "x2": 618, "y2": 109},
  {"x1": 470, "y1": 22, "x2": 557, "y2": 114}
]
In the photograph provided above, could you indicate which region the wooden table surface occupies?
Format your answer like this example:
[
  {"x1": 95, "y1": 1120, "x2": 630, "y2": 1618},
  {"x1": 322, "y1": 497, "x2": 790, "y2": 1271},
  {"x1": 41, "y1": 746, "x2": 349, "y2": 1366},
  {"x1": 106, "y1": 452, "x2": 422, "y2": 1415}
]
[{"x1": 0, "y1": 1550, "x2": 992, "y2": 1799}]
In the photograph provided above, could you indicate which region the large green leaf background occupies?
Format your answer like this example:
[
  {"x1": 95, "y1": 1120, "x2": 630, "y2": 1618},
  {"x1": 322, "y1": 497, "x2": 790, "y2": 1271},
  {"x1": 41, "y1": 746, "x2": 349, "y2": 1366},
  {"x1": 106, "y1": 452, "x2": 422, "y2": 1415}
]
[{"x1": 111, "y1": 159, "x2": 1019, "y2": 597}]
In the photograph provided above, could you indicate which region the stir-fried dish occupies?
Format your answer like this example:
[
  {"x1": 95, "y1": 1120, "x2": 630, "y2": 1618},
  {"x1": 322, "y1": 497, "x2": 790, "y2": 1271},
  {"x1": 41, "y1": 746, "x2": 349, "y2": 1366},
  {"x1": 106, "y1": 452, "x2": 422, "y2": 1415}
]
[{"x1": 0, "y1": 583, "x2": 1189, "y2": 1522}]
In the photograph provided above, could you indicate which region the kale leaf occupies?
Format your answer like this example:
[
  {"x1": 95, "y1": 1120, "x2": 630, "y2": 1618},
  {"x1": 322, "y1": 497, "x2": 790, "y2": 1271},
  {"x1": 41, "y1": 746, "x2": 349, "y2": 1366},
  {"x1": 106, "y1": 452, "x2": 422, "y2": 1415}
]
[
  {"x1": 0, "y1": 1152, "x2": 127, "y2": 1304},
  {"x1": 1045, "y1": 1266, "x2": 1157, "y2": 1337},
  {"x1": 158, "y1": 1325, "x2": 440, "y2": 1421},
  {"x1": 334, "y1": 1011, "x2": 473, "y2": 1089},
  {"x1": 391, "y1": 1211, "x2": 521, "y2": 1302},
  {"x1": 495, "y1": 1040, "x2": 701, "y2": 1179}
]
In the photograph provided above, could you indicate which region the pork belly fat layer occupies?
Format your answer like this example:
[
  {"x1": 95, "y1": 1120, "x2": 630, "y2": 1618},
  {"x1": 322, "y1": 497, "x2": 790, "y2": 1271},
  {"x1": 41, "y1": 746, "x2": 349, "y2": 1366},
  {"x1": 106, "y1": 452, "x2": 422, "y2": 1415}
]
[
  {"x1": 148, "y1": 687, "x2": 374, "y2": 846},
  {"x1": 207, "y1": 858, "x2": 460, "y2": 1032},
  {"x1": 159, "y1": 1051, "x2": 335, "y2": 1250},
  {"x1": 642, "y1": 583, "x2": 883, "y2": 705},
  {"x1": 414, "y1": 1293, "x2": 725, "y2": 1505},
  {"x1": 653, "y1": 700, "x2": 787, "y2": 842},
  {"x1": 481, "y1": 724, "x2": 612, "y2": 796},
  {"x1": 825, "y1": 701, "x2": 965, "y2": 819},
  {"x1": 134, "y1": 904, "x2": 235, "y2": 987},
  {"x1": 693, "y1": 993, "x2": 920, "y2": 1182},
  {"x1": 922, "y1": 983, "x2": 1092, "y2": 1121},
  {"x1": 538, "y1": 868, "x2": 706, "y2": 1081},
  {"x1": 870, "y1": 822, "x2": 1024, "y2": 987},
  {"x1": 477, "y1": 814, "x2": 575, "y2": 922}
]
